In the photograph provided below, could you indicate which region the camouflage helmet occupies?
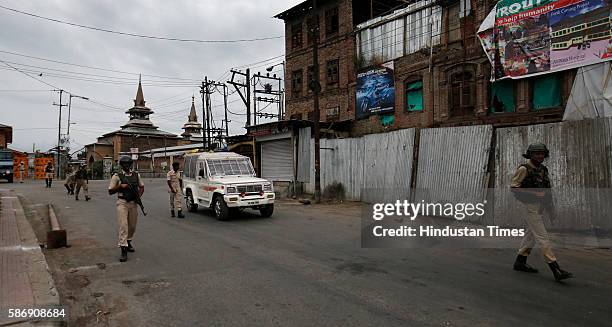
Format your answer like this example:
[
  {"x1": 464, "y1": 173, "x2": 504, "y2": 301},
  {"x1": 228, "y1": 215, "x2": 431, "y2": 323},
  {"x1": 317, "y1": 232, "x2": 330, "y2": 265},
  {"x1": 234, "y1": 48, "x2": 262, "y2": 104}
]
[{"x1": 522, "y1": 143, "x2": 549, "y2": 159}]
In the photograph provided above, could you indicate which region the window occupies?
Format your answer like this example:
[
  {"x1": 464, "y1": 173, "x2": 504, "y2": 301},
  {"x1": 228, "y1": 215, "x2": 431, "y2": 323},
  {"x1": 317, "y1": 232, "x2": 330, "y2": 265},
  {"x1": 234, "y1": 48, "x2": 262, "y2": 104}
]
[
  {"x1": 291, "y1": 23, "x2": 303, "y2": 49},
  {"x1": 207, "y1": 158, "x2": 255, "y2": 177},
  {"x1": 307, "y1": 65, "x2": 317, "y2": 93},
  {"x1": 291, "y1": 69, "x2": 303, "y2": 97},
  {"x1": 326, "y1": 106, "x2": 339, "y2": 120},
  {"x1": 406, "y1": 80, "x2": 424, "y2": 112},
  {"x1": 489, "y1": 80, "x2": 515, "y2": 113},
  {"x1": 306, "y1": 16, "x2": 319, "y2": 45},
  {"x1": 325, "y1": 7, "x2": 339, "y2": 36},
  {"x1": 449, "y1": 67, "x2": 476, "y2": 116},
  {"x1": 326, "y1": 59, "x2": 339, "y2": 85},
  {"x1": 532, "y1": 74, "x2": 561, "y2": 110},
  {"x1": 447, "y1": 3, "x2": 461, "y2": 43}
]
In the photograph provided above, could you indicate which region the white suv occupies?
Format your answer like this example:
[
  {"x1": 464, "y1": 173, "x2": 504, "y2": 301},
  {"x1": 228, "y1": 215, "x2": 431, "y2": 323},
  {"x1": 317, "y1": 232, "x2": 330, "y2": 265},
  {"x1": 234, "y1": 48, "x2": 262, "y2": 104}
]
[{"x1": 182, "y1": 152, "x2": 275, "y2": 220}]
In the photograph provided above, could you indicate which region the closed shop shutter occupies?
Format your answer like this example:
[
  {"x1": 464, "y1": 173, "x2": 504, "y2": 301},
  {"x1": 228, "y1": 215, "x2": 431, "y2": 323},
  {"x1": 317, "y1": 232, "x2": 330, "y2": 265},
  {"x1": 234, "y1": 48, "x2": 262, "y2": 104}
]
[{"x1": 261, "y1": 139, "x2": 293, "y2": 181}]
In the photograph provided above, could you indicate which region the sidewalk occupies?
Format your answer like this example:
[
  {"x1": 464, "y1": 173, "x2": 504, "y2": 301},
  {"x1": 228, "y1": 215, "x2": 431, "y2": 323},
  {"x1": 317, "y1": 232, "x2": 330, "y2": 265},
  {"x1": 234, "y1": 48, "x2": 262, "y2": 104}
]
[{"x1": 0, "y1": 189, "x2": 60, "y2": 326}]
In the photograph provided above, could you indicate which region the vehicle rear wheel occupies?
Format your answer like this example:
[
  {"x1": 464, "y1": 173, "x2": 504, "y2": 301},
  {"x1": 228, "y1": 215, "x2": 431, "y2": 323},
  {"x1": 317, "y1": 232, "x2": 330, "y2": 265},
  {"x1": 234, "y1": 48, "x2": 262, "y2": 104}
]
[
  {"x1": 260, "y1": 204, "x2": 274, "y2": 218},
  {"x1": 186, "y1": 191, "x2": 198, "y2": 212},
  {"x1": 213, "y1": 196, "x2": 229, "y2": 221}
]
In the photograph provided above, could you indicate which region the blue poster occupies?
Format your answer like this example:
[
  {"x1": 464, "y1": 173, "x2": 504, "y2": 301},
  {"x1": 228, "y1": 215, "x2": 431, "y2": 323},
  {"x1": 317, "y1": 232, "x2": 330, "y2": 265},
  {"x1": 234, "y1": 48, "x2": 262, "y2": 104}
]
[{"x1": 356, "y1": 62, "x2": 396, "y2": 119}]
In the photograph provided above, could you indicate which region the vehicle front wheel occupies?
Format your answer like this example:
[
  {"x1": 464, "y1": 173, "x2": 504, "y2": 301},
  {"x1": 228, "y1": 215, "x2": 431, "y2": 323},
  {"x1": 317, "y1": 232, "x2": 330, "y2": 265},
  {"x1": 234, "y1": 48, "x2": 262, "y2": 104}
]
[
  {"x1": 213, "y1": 196, "x2": 229, "y2": 221},
  {"x1": 186, "y1": 191, "x2": 198, "y2": 212},
  {"x1": 260, "y1": 204, "x2": 274, "y2": 218},
  {"x1": 7, "y1": 175, "x2": 13, "y2": 183}
]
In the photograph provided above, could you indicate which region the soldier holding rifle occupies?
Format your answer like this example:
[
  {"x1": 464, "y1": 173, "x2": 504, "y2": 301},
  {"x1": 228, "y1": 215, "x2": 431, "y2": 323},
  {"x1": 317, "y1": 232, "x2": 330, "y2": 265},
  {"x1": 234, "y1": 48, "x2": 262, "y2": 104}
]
[{"x1": 108, "y1": 156, "x2": 145, "y2": 262}]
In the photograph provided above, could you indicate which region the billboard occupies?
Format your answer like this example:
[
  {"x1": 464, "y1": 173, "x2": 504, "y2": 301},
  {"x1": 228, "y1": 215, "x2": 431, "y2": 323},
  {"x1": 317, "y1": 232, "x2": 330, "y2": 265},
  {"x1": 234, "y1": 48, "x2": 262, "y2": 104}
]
[
  {"x1": 478, "y1": 0, "x2": 612, "y2": 80},
  {"x1": 356, "y1": 62, "x2": 396, "y2": 119}
]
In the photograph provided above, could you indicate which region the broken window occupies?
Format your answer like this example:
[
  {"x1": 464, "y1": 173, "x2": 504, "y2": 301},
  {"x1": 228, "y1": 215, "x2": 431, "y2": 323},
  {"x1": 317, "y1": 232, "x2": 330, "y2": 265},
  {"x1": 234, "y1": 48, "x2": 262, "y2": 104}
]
[
  {"x1": 406, "y1": 80, "x2": 424, "y2": 111},
  {"x1": 532, "y1": 74, "x2": 561, "y2": 110},
  {"x1": 489, "y1": 79, "x2": 515, "y2": 113}
]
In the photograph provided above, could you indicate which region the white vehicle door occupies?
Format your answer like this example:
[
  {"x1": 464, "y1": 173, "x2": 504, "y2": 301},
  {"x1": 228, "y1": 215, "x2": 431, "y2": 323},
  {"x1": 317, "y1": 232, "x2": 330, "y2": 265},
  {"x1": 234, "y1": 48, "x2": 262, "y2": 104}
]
[{"x1": 196, "y1": 160, "x2": 212, "y2": 206}]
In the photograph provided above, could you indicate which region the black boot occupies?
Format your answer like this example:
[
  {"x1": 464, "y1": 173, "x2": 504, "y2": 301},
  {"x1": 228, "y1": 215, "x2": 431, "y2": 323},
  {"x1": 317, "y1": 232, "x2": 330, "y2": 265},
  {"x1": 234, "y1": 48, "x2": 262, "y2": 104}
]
[
  {"x1": 127, "y1": 240, "x2": 135, "y2": 252},
  {"x1": 514, "y1": 255, "x2": 538, "y2": 273},
  {"x1": 171, "y1": 210, "x2": 175, "y2": 218},
  {"x1": 85, "y1": 196, "x2": 91, "y2": 201},
  {"x1": 119, "y1": 246, "x2": 128, "y2": 262},
  {"x1": 548, "y1": 261, "x2": 574, "y2": 281},
  {"x1": 75, "y1": 196, "x2": 79, "y2": 201},
  {"x1": 177, "y1": 210, "x2": 185, "y2": 219},
  {"x1": 65, "y1": 185, "x2": 71, "y2": 194}
]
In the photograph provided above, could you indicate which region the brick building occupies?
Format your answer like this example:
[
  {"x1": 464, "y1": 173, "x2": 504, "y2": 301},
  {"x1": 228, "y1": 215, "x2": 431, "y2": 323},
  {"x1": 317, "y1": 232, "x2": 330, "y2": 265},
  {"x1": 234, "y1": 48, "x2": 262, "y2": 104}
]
[
  {"x1": 0, "y1": 124, "x2": 12, "y2": 149},
  {"x1": 275, "y1": 0, "x2": 573, "y2": 136}
]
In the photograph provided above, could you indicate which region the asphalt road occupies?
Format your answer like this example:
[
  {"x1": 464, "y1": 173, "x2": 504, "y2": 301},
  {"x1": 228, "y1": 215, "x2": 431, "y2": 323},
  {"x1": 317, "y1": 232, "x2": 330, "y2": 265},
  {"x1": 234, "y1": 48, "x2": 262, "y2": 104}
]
[{"x1": 5, "y1": 179, "x2": 612, "y2": 327}]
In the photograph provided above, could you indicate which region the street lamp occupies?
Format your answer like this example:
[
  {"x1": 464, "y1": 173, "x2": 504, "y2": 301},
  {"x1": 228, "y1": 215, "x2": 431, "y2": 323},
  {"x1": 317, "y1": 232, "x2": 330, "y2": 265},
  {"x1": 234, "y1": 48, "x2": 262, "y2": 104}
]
[{"x1": 68, "y1": 94, "x2": 89, "y2": 135}]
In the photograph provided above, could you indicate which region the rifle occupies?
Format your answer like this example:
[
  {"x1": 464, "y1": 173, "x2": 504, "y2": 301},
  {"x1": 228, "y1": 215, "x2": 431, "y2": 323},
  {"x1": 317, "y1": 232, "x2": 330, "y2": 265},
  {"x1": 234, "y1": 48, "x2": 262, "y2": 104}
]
[{"x1": 118, "y1": 173, "x2": 147, "y2": 216}]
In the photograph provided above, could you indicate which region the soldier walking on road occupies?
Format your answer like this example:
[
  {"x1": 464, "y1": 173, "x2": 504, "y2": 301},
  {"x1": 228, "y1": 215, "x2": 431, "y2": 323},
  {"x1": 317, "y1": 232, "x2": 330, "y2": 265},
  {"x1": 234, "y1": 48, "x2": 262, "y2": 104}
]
[
  {"x1": 44, "y1": 162, "x2": 54, "y2": 188},
  {"x1": 108, "y1": 156, "x2": 144, "y2": 262},
  {"x1": 511, "y1": 143, "x2": 573, "y2": 282},
  {"x1": 74, "y1": 164, "x2": 91, "y2": 201},
  {"x1": 167, "y1": 162, "x2": 185, "y2": 218},
  {"x1": 64, "y1": 169, "x2": 75, "y2": 195}
]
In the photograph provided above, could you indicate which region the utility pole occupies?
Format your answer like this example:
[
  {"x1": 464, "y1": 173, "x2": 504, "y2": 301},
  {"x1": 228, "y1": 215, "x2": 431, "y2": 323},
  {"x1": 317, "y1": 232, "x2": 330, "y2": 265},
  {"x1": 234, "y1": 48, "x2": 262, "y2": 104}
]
[
  {"x1": 200, "y1": 79, "x2": 207, "y2": 150},
  {"x1": 227, "y1": 69, "x2": 251, "y2": 127},
  {"x1": 222, "y1": 83, "x2": 229, "y2": 136},
  {"x1": 311, "y1": 0, "x2": 322, "y2": 203},
  {"x1": 252, "y1": 71, "x2": 283, "y2": 122},
  {"x1": 53, "y1": 90, "x2": 67, "y2": 179}
]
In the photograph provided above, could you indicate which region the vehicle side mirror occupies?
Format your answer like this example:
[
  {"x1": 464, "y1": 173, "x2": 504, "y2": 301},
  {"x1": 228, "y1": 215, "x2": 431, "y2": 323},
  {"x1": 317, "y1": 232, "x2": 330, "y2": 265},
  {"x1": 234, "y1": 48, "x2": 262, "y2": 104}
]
[{"x1": 198, "y1": 169, "x2": 205, "y2": 178}]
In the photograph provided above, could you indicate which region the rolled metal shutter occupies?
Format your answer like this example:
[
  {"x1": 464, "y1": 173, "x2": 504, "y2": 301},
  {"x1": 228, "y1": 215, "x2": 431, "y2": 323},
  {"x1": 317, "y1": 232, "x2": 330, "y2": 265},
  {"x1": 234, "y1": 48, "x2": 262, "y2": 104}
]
[{"x1": 261, "y1": 139, "x2": 293, "y2": 181}]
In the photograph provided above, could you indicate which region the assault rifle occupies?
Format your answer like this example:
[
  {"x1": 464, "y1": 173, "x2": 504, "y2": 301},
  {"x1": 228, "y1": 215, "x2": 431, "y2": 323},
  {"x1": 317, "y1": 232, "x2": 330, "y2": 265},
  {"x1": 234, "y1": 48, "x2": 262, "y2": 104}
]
[{"x1": 118, "y1": 173, "x2": 147, "y2": 216}]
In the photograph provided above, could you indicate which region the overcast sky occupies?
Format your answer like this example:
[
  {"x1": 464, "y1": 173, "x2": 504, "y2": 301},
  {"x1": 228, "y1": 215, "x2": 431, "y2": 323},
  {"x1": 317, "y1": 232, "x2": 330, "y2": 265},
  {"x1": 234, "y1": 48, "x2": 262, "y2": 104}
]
[{"x1": 0, "y1": 0, "x2": 302, "y2": 152}]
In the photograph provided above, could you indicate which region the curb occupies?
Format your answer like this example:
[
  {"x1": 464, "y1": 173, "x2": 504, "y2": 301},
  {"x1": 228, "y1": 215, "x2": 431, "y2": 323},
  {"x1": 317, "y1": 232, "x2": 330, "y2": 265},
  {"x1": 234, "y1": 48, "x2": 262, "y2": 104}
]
[{"x1": 1, "y1": 190, "x2": 61, "y2": 326}]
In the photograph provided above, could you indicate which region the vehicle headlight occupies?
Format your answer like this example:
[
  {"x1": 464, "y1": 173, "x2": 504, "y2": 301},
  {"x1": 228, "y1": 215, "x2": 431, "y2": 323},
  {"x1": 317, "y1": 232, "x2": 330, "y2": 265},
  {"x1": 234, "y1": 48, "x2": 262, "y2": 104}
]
[
  {"x1": 226, "y1": 186, "x2": 237, "y2": 194},
  {"x1": 263, "y1": 183, "x2": 272, "y2": 192},
  {"x1": 5, "y1": 170, "x2": 10, "y2": 174}
]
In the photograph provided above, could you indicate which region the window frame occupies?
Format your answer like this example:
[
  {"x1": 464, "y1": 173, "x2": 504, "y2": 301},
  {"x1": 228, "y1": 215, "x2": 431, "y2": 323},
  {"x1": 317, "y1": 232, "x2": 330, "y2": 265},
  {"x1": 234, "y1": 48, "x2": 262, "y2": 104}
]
[
  {"x1": 325, "y1": 6, "x2": 339, "y2": 37},
  {"x1": 448, "y1": 66, "x2": 477, "y2": 116},
  {"x1": 405, "y1": 79, "x2": 424, "y2": 112},
  {"x1": 291, "y1": 69, "x2": 303, "y2": 97},
  {"x1": 326, "y1": 59, "x2": 339, "y2": 86},
  {"x1": 291, "y1": 22, "x2": 303, "y2": 49}
]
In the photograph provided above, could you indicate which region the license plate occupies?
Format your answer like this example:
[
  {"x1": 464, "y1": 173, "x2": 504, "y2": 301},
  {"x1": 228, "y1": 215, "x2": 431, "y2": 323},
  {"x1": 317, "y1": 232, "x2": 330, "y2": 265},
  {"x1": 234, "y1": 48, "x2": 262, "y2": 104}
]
[{"x1": 247, "y1": 201, "x2": 259, "y2": 205}]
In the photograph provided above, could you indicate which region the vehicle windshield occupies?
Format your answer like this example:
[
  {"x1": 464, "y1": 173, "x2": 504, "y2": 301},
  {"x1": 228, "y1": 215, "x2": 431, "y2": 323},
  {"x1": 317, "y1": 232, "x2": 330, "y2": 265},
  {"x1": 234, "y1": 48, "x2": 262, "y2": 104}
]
[
  {"x1": 208, "y1": 158, "x2": 255, "y2": 177},
  {"x1": 0, "y1": 151, "x2": 12, "y2": 160}
]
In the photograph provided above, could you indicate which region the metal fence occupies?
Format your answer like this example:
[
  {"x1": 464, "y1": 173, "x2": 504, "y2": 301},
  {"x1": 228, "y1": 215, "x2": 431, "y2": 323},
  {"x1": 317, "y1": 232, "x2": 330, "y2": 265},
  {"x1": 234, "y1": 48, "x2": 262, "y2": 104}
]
[{"x1": 299, "y1": 118, "x2": 612, "y2": 232}]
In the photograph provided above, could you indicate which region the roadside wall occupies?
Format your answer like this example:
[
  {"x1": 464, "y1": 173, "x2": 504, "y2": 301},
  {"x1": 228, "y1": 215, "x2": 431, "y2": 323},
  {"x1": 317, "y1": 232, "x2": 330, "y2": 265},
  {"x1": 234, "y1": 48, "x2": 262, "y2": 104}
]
[{"x1": 299, "y1": 117, "x2": 612, "y2": 232}]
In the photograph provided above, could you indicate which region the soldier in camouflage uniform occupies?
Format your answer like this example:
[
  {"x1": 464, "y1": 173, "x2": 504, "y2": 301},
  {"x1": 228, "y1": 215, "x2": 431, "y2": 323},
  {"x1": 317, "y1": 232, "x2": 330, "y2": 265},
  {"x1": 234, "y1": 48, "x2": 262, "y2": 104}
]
[{"x1": 511, "y1": 143, "x2": 573, "y2": 281}]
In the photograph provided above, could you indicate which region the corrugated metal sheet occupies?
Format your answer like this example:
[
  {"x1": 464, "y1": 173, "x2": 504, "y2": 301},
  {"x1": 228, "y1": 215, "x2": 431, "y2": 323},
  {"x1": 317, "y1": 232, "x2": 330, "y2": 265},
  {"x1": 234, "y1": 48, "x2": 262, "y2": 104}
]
[
  {"x1": 297, "y1": 127, "x2": 310, "y2": 183},
  {"x1": 308, "y1": 129, "x2": 415, "y2": 202},
  {"x1": 415, "y1": 125, "x2": 493, "y2": 222},
  {"x1": 494, "y1": 118, "x2": 612, "y2": 231},
  {"x1": 320, "y1": 137, "x2": 366, "y2": 201},
  {"x1": 362, "y1": 129, "x2": 416, "y2": 203}
]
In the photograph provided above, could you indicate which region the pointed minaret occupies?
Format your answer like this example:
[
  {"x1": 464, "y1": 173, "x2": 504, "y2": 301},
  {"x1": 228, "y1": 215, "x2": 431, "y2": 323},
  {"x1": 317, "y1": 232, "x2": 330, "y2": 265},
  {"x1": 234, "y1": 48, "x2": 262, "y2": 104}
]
[
  {"x1": 182, "y1": 95, "x2": 203, "y2": 138},
  {"x1": 122, "y1": 75, "x2": 157, "y2": 130},
  {"x1": 134, "y1": 74, "x2": 146, "y2": 107}
]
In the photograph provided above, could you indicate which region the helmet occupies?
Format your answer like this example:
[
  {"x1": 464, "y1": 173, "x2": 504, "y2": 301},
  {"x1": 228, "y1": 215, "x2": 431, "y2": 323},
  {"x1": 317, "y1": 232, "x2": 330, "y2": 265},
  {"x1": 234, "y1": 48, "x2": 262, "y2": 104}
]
[
  {"x1": 119, "y1": 156, "x2": 133, "y2": 170},
  {"x1": 523, "y1": 143, "x2": 549, "y2": 159}
]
